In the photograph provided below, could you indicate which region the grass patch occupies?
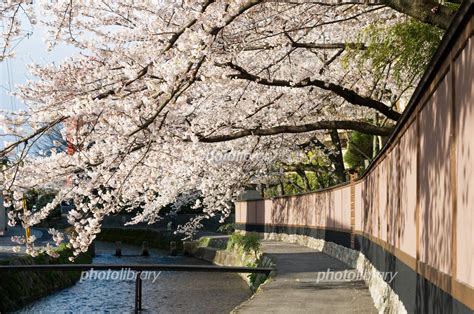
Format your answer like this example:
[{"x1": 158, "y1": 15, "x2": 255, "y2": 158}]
[
  {"x1": 198, "y1": 236, "x2": 211, "y2": 247},
  {"x1": 227, "y1": 232, "x2": 261, "y2": 257}
]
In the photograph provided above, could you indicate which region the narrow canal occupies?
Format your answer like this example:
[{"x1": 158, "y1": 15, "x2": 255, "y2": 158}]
[{"x1": 18, "y1": 242, "x2": 251, "y2": 313}]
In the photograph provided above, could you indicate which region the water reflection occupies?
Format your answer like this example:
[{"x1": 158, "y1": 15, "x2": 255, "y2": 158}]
[{"x1": 18, "y1": 242, "x2": 250, "y2": 313}]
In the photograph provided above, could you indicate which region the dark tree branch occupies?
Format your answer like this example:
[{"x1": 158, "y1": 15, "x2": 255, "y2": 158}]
[
  {"x1": 300, "y1": 135, "x2": 345, "y2": 182},
  {"x1": 284, "y1": 0, "x2": 455, "y2": 30},
  {"x1": 0, "y1": 117, "x2": 67, "y2": 158},
  {"x1": 243, "y1": 42, "x2": 367, "y2": 51},
  {"x1": 381, "y1": 0, "x2": 455, "y2": 29},
  {"x1": 296, "y1": 169, "x2": 311, "y2": 191},
  {"x1": 329, "y1": 129, "x2": 346, "y2": 182},
  {"x1": 319, "y1": 48, "x2": 345, "y2": 74},
  {"x1": 222, "y1": 62, "x2": 402, "y2": 121},
  {"x1": 198, "y1": 120, "x2": 392, "y2": 143}
]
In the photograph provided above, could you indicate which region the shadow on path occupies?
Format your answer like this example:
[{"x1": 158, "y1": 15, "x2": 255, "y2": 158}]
[{"x1": 235, "y1": 241, "x2": 376, "y2": 314}]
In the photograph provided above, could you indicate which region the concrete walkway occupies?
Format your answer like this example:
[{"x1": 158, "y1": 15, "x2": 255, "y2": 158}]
[{"x1": 235, "y1": 241, "x2": 376, "y2": 313}]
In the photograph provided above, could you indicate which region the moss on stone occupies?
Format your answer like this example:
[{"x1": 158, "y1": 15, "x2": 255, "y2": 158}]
[
  {"x1": 196, "y1": 234, "x2": 271, "y2": 292},
  {"x1": 198, "y1": 236, "x2": 211, "y2": 248}
]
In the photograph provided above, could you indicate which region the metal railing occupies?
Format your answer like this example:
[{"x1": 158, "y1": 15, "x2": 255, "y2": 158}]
[{"x1": 0, "y1": 264, "x2": 274, "y2": 313}]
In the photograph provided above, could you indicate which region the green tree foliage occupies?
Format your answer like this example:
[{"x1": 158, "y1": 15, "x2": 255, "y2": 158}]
[
  {"x1": 344, "y1": 18, "x2": 444, "y2": 85},
  {"x1": 443, "y1": 2, "x2": 461, "y2": 11},
  {"x1": 217, "y1": 223, "x2": 236, "y2": 235},
  {"x1": 263, "y1": 150, "x2": 340, "y2": 198},
  {"x1": 344, "y1": 132, "x2": 374, "y2": 174},
  {"x1": 228, "y1": 232, "x2": 261, "y2": 257}
]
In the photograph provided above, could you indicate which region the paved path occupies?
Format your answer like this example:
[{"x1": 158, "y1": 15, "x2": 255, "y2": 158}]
[{"x1": 235, "y1": 241, "x2": 377, "y2": 314}]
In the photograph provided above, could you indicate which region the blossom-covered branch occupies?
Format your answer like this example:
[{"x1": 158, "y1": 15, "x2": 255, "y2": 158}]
[
  {"x1": 0, "y1": 0, "x2": 445, "y2": 257},
  {"x1": 198, "y1": 120, "x2": 392, "y2": 142},
  {"x1": 222, "y1": 62, "x2": 402, "y2": 121}
]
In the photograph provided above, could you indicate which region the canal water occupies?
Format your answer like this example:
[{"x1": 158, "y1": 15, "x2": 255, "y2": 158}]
[{"x1": 18, "y1": 242, "x2": 251, "y2": 313}]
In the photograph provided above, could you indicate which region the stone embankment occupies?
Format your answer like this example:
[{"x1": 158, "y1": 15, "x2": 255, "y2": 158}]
[
  {"x1": 189, "y1": 235, "x2": 273, "y2": 291},
  {"x1": 0, "y1": 244, "x2": 92, "y2": 312}
]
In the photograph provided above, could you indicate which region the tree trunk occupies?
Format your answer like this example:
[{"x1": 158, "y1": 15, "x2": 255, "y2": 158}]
[
  {"x1": 330, "y1": 129, "x2": 346, "y2": 183},
  {"x1": 296, "y1": 170, "x2": 311, "y2": 191},
  {"x1": 381, "y1": 0, "x2": 455, "y2": 30},
  {"x1": 279, "y1": 182, "x2": 285, "y2": 196}
]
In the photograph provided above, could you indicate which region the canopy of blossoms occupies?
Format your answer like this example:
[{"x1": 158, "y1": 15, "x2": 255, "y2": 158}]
[{"x1": 0, "y1": 0, "x2": 447, "y2": 258}]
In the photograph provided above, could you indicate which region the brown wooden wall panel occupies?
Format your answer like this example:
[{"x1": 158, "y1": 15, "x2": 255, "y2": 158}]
[
  {"x1": 271, "y1": 197, "x2": 286, "y2": 225},
  {"x1": 284, "y1": 197, "x2": 290, "y2": 226},
  {"x1": 308, "y1": 194, "x2": 316, "y2": 227},
  {"x1": 379, "y1": 159, "x2": 388, "y2": 242},
  {"x1": 295, "y1": 195, "x2": 305, "y2": 226},
  {"x1": 256, "y1": 200, "x2": 265, "y2": 224},
  {"x1": 287, "y1": 196, "x2": 296, "y2": 226},
  {"x1": 235, "y1": 201, "x2": 241, "y2": 223},
  {"x1": 247, "y1": 201, "x2": 257, "y2": 225},
  {"x1": 301, "y1": 194, "x2": 313, "y2": 226},
  {"x1": 364, "y1": 170, "x2": 378, "y2": 237},
  {"x1": 342, "y1": 186, "x2": 351, "y2": 230},
  {"x1": 387, "y1": 148, "x2": 399, "y2": 247},
  {"x1": 334, "y1": 189, "x2": 343, "y2": 229},
  {"x1": 264, "y1": 199, "x2": 273, "y2": 225},
  {"x1": 239, "y1": 201, "x2": 247, "y2": 224},
  {"x1": 286, "y1": 197, "x2": 292, "y2": 226},
  {"x1": 419, "y1": 74, "x2": 453, "y2": 275},
  {"x1": 361, "y1": 181, "x2": 366, "y2": 233},
  {"x1": 454, "y1": 36, "x2": 474, "y2": 287},
  {"x1": 354, "y1": 182, "x2": 363, "y2": 231},
  {"x1": 310, "y1": 193, "x2": 317, "y2": 227},
  {"x1": 399, "y1": 122, "x2": 418, "y2": 258},
  {"x1": 283, "y1": 197, "x2": 291, "y2": 226},
  {"x1": 315, "y1": 193, "x2": 326, "y2": 227},
  {"x1": 326, "y1": 191, "x2": 335, "y2": 228}
]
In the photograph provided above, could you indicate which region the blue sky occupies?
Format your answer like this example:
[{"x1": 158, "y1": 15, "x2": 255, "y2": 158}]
[{"x1": 0, "y1": 11, "x2": 78, "y2": 149}]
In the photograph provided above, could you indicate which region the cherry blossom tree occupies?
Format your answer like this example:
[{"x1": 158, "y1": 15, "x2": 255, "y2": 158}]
[{"x1": 0, "y1": 0, "x2": 451, "y2": 257}]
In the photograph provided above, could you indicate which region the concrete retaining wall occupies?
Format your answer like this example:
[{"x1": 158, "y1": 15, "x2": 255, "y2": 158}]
[
  {"x1": 192, "y1": 236, "x2": 273, "y2": 291},
  {"x1": 0, "y1": 246, "x2": 92, "y2": 312}
]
